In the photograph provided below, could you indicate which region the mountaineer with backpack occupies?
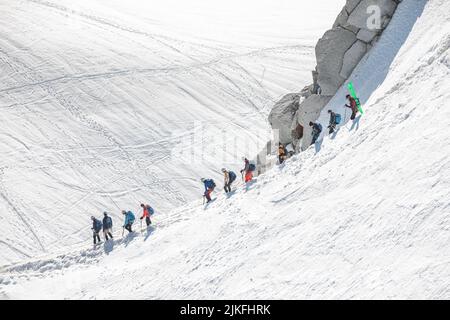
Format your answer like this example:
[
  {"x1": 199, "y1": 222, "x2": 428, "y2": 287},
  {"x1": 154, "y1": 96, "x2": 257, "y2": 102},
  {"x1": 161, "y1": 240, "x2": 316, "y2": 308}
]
[
  {"x1": 309, "y1": 121, "x2": 323, "y2": 145},
  {"x1": 140, "y1": 203, "x2": 153, "y2": 227},
  {"x1": 327, "y1": 110, "x2": 342, "y2": 134},
  {"x1": 91, "y1": 216, "x2": 102, "y2": 245},
  {"x1": 201, "y1": 178, "x2": 216, "y2": 203},
  {"x1": 345, "y1": 94, "x2": 359, "y2": 120},
  {"x1": 278, "y1": 143, "x2": 287, "y2": 164},
  {"x1": 102, "y1": 212, "x2": 114, "y2": 241},
  {"x1": 122, "y1": 210, "x2": 136, "y2": 234},
  {"x1": 222, "y1": 168, "x2": 237, "y2": 193},
  {"x1": 240, "y1": 158, "x2": 255, "y2": 183}
]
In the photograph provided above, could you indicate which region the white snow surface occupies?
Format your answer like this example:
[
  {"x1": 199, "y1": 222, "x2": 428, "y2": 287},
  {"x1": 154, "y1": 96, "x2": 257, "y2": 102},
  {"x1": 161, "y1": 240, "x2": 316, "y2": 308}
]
[
  {"x1": 0, "y1": 0, "x2": 343, "y2": 264},
  {"x1": 2, "y1": 0, "x2": 450, "y2": 299}
]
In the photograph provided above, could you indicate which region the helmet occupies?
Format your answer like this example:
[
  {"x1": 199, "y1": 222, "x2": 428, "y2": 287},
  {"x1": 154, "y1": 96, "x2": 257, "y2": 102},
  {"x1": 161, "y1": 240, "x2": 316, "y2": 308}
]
[
  {"x1": 327, "y1": 109, "x2": 332, "y2": 113},
  {"x1": 122, "y1": 210, "x2": 126, "y2": 214},
  {"x1": 221, "y1": 168, "x2": 226, "y2": 173},
  {"x1": 346, "y1": 94, "x2": 351, "y2": 98},
  {"x1": 309, "y1": 121, "x2": 314, "y2": 126},
  {"x1": 200, "y1": 178, "x2": 205, "y2": 182},
  {"x1": 140, "y1": 203, "x2": 145, "y2": 207},
  {"x1": 103, "y1": 212, "x2": 108, "y2": 216},
  {"x1": 91, "y1": 216, "x2": 95, "y2": 220}
]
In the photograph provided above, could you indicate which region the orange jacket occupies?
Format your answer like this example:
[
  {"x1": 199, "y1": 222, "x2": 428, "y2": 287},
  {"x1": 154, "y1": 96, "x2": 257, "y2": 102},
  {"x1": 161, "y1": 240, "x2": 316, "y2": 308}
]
[{"x1": 141, "y1": 208, "x2": 150, "y2": 219}]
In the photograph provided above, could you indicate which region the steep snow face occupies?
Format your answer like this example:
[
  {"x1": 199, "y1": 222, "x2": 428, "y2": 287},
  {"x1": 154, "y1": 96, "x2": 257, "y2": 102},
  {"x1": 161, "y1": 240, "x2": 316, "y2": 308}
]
[
  {"x1": 0, "y1": 0, "x2": 344, "y2": 264},
  {"x1": 2, "y1": 0, "x2": 449, "y2": 299}
]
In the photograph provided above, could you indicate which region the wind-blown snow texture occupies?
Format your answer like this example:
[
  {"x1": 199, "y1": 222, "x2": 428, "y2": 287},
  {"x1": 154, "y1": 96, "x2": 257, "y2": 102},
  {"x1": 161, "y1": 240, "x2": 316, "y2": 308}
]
[
  {"x1": 0, "y1": 0, "x2": 343, "y2": 264},
  {"x1": 1, "y1": 0, "x2": 450, "y2": 299}
]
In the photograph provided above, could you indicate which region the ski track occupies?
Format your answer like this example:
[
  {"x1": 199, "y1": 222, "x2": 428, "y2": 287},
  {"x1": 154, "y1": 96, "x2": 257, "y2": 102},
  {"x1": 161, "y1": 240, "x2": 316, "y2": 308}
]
[
  {"x1": 0, "y1": 0, "x2": 331, "y2": 263},
  {"x1": 0, "y1": 45, "x2": 310, "y2": 95}
]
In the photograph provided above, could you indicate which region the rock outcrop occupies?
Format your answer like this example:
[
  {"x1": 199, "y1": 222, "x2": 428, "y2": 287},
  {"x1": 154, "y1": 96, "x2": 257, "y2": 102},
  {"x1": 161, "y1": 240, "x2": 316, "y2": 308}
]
[
  {"x1": 268, "y1": 93, "x2": 301, "y2": 145},
  {"x1": 268, "y1": 0, "x2": 402, "y2": 152},
  {"x1": 293, "y1": 95, "x2": 331, "y2": 149}
]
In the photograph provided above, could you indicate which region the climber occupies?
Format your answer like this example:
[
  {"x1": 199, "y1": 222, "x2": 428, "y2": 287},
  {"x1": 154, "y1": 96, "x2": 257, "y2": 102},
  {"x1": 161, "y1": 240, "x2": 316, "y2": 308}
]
[
  {"x1": 327, "y1": 110, "x2": 342, "y2": 134},
  {"x1": 240, "y1": 158, "x2": 255, "y2": 183},
  {"x1": 140, "y1": 203, "x2": 153, "y2": 227},
  {"x1": 201, "y1": 178, "x2": 216, "y2": 203},
  {"x1": 91, "y1": 216, "x2": 102, "y2": 245},
  {"x1": 122, "y1": 210, "x2": 135, "y2": 234},
  {"x1": 102, "y1": 212, "x2": 114, "y2": 241},
  {"x1": 278, "y1": 143, "x2": 287, "y2": 164},
  {"x1": 309, "y1": 121, "x2": 322, "y2": 145},
  {"x1": 345, "y1": 94, "x2": 358, "y2": 120},
  {"x1": 316, "y1": 84, "x2": 322, "y2": 95},
  {"x1": 222, "y1": 168, "x2": 237, "y2": 193}
]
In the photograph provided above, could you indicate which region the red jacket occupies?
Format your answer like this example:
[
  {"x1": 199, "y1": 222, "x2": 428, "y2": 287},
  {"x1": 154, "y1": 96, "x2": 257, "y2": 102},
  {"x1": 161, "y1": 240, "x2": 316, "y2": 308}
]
[
  {"x1": 346, "y1": 97, "x2": 357, "y2": 111},
  {"x1": 141, "y1": 208, "x2": 150, "y2": 219}
]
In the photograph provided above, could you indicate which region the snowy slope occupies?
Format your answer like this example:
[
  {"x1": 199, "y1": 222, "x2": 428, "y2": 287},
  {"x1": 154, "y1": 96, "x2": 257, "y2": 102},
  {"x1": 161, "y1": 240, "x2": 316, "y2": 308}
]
[
  {"x1": 0, "y1": 0, "x2": 344, "y2": 264},
  {"x1": 1, "y1": 0, "x2": 449, "y2": 299}
]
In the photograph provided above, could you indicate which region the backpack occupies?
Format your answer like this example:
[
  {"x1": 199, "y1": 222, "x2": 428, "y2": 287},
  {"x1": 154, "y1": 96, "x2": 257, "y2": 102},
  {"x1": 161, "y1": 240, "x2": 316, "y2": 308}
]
[
  {"x1": 146, "y1": 205, "x2": 154, "y2": 216},
  {"x1": 229, "y1": 171, "x2": 237, "y2": 181},
  {"x1": 316, "y1": 124, "x2": 323, "y2": 133},
  {"x1": 205, "y1": 179, "x2": 216, "y2": 189},
  {"x1": 248, "y1": 163, "x2": 256, "y2": 172},
  {"x1": 127, "y1": 212, "x2": 135, "y2": 224},
  {"x1": 335, "y1": 114, "x2": 342, "y2": 125},
  {"x1": 94, "y1": 219, "x2": 102, "y2": 231},
  {"x1": 104, "y1": 216, "x2": 113, "y2": 229}
]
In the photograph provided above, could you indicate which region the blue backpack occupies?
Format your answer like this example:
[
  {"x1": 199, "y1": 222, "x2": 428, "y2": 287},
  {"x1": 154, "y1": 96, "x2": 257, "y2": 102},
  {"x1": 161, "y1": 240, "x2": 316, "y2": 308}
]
[
  {"x1": 229, "y1": 171, "x2": 237, "y2": 181},
  {"x1": 335, "y1": 114, "x2": 342, "y2": 125},
  {"x1": 104, "y1": 216, "x2": 113, "y2": 229},
  {"x1": 205, "y1": 179, "x2": 216, "y2": 189},
  {"x1": 146, "y1": 205, "x2": 154, "y2": 215},
  {"x1": 248, "y1": 163, "x2": 256, "y2": 172},
  {"x1": 93, "y1": 219, "x2": 102, "y2": 232},
  {"x1": 127, "y1": 211, "x2": 135, "y2": 224}
]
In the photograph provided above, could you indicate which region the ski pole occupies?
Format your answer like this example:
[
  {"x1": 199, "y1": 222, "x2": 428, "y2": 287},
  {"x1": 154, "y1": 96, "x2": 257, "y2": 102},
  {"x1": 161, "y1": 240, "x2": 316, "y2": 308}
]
[{"x1": 122, "y1": 227, "x2": 124, "y2": 237}]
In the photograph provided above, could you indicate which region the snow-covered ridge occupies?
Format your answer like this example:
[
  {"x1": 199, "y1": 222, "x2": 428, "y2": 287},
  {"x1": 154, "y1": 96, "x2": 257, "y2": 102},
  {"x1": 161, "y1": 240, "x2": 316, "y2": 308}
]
[
  {"x1": 1, "y1": 0, "x2": 449, "y2": 299},
  {"x1": 0, "y1": 0, "x2": 344, "y2": 264}
]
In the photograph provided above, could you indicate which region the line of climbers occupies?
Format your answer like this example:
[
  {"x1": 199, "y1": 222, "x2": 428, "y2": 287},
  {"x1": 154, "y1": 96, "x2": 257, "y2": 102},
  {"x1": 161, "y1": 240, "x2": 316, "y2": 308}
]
[
  {"x1": 88, "y1": 95, "x2": 360, "y2": 243},
  {"x1": 278, "y1": 93, "x2": 359, "y2": 160},
  {"x1": 308, "y1": 94, "x2": 359, "y2": 145},
  {"x1": 90, "y1": 203, "x2": 154, "y2": 245},
  {"x1": 200, "y1": 157, "x2": 256, "y2": 204},
  {"x1": 201, "y1": 94, "x2": 360, "y2": 203}
]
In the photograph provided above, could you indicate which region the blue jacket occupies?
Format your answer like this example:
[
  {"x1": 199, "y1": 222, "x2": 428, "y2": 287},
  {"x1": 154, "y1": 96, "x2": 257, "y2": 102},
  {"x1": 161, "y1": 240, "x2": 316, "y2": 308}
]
[
  {"x1": 123, "y1": 211, "x2": 135, "y2": 227},
  {"x1": 103, "y1": 216, "x2": 113, "y2": 230},
  {"x1": 92, "y1": 218, "x2": 102, "y2": 233}
]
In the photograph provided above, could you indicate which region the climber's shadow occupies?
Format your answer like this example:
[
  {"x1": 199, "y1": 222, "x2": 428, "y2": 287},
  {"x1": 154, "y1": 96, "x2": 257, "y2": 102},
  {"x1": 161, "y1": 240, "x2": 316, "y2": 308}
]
[
  {"x1": 144, "y1": 226, "x2": 156, "y2": 241},
  {"x1": 350, "y1": 115, "x2": 362, "y2": 131},
  {"x1": 245, "y1": 179, "x2": 258, "y2": 192},
  {"x1": 314, "y1": 139, "x2": 323, "y2": 153},
  {"x1": 103, "y1": 240, "x2": 115, "y2": 255},
  {"x1": 330, "y1": 128, "x2": 340, "y2": 140}
]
